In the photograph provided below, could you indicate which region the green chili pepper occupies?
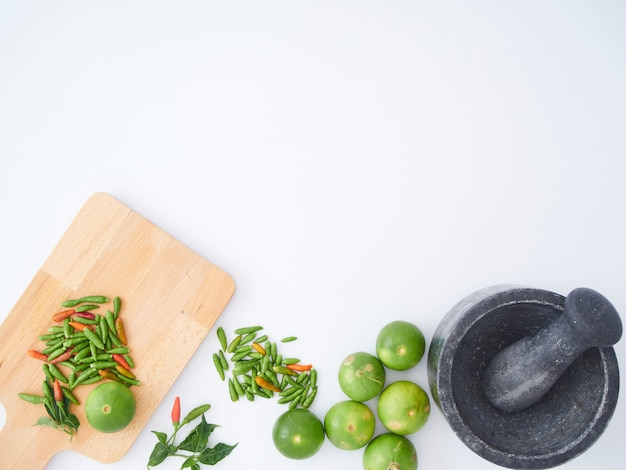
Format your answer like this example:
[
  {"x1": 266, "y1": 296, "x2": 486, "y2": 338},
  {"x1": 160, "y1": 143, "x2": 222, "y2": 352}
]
[
  {"x1": 302, "y1": 386, "x2": 318, "y2": 409},
  {"x1": 38, "y1": 332, "x2": 64, "y2": 341},
  {"x1": 99, "y1": 315, "x2": 109, "y2": 345},
  {"x1": 47, "y1": 364, "x2": 68, "y2": 384},
  {"x1": 62, "y1": 295, "x2": 109, "y2": 307},
  {"x1": 232, "y1": 375, "x2": 245, "y2": 397},
  {"x1": 113, "y1": 296, "x2": 121, "y2": 319},
  {"x1": 273, "y1": 365, "x2": 298, "y2": 377},
  {"x1": 114, "y1": 371, "x2": 140, "y2": 386},
  {"x1": 90, "y1": 360, "x2": 118, "y2": 370},
  {"x1": 213, "y1": 353, "x2": 225, "y2": 381},
  {"x1": 42, "y1": 379, "x2": 54, "y2": 401},
  {"x1": 228, "y1": 379, "x2": 239, "y2": 402},
  {"x1": 75, "y1": 304, "x2": 101, "y2": 313},
  {"x1": 80, "y1": 375, "x2": 103, "y2": 386},
  {"x1": 216, "y1": 326, "x2": 228, "y2": 350},
  {"x1": 83, "y1": 327, "x2": 105, "y2": 350},
  {"x1": 310, "y1": 369, "x2": 318, "y2": 389},
  {"x1": 105, "y1": 310, "x2": 116, "y2": 332},
  {"x1": 226, "y1": 335, "x2": 242, "y2": 353},
  {"x1": 63, "y1": 318, "x2": 72, "y2": 338},
  {"x1": 218, "y1": 349, "x2": 228, "y2": 370},
  {"x1": 234, "y1": 325, "x2": 263, "y2": 335},
  {"x1": 61, "y1": 386, "x2": 79, "y2": 405},
  {"x1": 18, "y1": 392, "x2": 47, "y2": 404},
  {"x1": 107, "y1": 347, "x2": 130, "y2": 354}
]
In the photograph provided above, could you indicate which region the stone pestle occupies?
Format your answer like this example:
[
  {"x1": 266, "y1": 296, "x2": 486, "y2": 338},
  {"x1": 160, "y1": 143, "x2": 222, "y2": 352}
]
[{"x1": 482, "y1": 287, "x2": 623, "y2": 413}]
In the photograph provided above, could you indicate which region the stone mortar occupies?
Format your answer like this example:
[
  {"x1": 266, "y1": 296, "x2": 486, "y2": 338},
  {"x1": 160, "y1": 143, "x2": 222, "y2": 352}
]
[{"x1": 427, "y1": 285, "x2": 620, "y2": 469}]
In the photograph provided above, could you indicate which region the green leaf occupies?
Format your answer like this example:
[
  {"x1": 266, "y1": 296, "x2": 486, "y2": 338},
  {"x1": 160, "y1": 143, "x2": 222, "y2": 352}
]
[
  {"x1": 63, "y1": 413, "x2": 80, "y2": 435},
  {"x1": 178, "y1": 415, "x2": 218, "y2": 453},
  {"x1": 34, "y1": 416, "x2": 59, "y2": 430},
  {"x1": 181, "y1": 456, "x2": 198, "y2": 468},
  {"x1": 180, "y1": 403, "x2": 211, "y2": 427},
  {"x1": 147, "y1": 442, "x2": 170, "y2": 467},
  {"x1": 151, "y1": 430, "x2": 168, "y2": 444},
  {"x1": 198, "y1": 442, "x2": 238, "y2": 465}
]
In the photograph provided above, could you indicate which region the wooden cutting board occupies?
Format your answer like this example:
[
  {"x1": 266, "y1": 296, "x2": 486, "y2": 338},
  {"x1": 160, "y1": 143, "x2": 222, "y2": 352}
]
[{"x1": 0, "y1": 192, "x2": 235, "y2": 469}]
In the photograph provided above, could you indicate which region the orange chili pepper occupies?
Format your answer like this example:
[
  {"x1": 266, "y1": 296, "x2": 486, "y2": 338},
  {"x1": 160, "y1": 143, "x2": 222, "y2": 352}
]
[
  {"x1": 68, "y1": 321, "x2": 91, "y2": 331},
  {"x1": 115, "y1": 317, "x2": 127, "y2": 345},
  {"x1": 112, "y1": 353, "x2": 131, "y2": 370},
  {"x1": 53, "y1": 379, "x2": 63, "y2": 402},
  {"x1": 254, "y1": 375, "x2": 281, "y2": 393},
  {"x1": 251, "y1": 342, "x2": 266, "y2": 355},
  {"x1": 171, "y1": 396, "x2": 181, "y2": 426},
  {"x1": 286, "y1": 363, "x2": 313, "y2": 372},
  {"x1": 52, "y1": 309, "x2": 75, "y2": 322},
  {"x1": 28, "y1": 349, "x2": 48, "y2": 361}
]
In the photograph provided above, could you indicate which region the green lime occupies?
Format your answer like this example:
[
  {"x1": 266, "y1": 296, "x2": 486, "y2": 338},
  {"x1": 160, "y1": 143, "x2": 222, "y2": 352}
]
[
  {"x1": 363, "y1": 433, "x2": 418, "y2": 470},
  {"x1": 324, "y1": 400, "x2": 376, "y2": 450},
  {"x1": 85, "y1": 382, "x2": 136, "y2": 433},
  {"x1": 376, "y1": 320, "x2": 425, "y2": 371},
  {"x1": 272, "y1": 408, "x2": 325, "y2": 460},
  {"x1": 377, "y1": 381, "x2": 430, "y2": 435},
  {"x1": 338, "y1": 352, "x2": 386, "y2": 402}
]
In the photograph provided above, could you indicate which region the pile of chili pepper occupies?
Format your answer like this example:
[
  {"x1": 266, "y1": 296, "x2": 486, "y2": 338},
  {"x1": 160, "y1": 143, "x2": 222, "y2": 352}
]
[
  {"x1": 213, "y1": 325, "x2": 318, "y2": 409},
  {"x1": 18, "y1": 295, "x2": 140, "y2": 437}
]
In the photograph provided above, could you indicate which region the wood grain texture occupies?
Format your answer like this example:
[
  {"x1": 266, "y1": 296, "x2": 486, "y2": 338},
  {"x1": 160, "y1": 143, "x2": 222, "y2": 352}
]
[{"x1": 0, "y1": 192, "x2": 235, "y2": 469}]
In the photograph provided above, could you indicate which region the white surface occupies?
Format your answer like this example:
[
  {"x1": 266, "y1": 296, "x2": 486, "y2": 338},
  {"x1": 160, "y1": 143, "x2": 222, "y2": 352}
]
[{"x1": 1, "y1": 1, "x2": 625, "y2": 469}]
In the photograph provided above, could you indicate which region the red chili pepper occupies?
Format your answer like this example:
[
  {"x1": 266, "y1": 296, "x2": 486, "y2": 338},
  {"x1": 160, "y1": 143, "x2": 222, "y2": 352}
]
[
  {"x1": 112, "y1": 353, "x2": 131, "y2": 370},
  {"x1": 286, "y1": 363, "x2": 313, "y2": 372},
  {"x1": 28, "y1": 349, "x2": 48, "y2": 361},
  {"x1": 49, "y1": 349, "x2": 73, "y2": 364},
  {"x1": 53, "y1": 379, "x2": 63, "y2": 402},
  {"x1": 73, "y1": 311, "x2": 96, "y2": 320},
  {"x1": 171, "y1": 396, "x2": 181, "y2": 426},
  {"x1": 52, "y1": 309, "x2": 75, "y2": 322}
]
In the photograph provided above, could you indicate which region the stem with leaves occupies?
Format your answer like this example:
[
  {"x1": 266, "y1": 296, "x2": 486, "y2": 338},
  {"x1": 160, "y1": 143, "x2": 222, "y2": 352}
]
[{"x1": 148, "y1": 399, "x2": 237, "y2": 469}]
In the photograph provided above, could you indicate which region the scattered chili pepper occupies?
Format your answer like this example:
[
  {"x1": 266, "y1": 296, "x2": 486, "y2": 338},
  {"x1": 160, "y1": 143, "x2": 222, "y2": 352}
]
[
  {"x1": 73, "y1": 311, "x2": 96, "y2": 320},
  {"x1": 28, "y1": 349, "x2": 48, "y2": 361},
  {"x1": 49, "y1": 349, "x2": 73, "y2": 365},
  {"x1": 115, "y1": 317, "x2": 127, "y2": 345},
  {"x1": 251, "y1": 342, "x2": 266, "y2": 355},
  {"x1": 62, "y1": 295, "x2": 109, "y2": 307},
  {"x1": 67, "y1": 321, "x2": 89, "y2": 331},
  {"x1": 21, "y1": 294, "x2": 139, "y2": 439},
  {"x1": 115, "y1": 365, "x2": 136, "y2": 379},
  {"x1": 53, "y1": 379, "x2": 63, "y2": 403},
  {"x1": 18, "y1": 392, "x2": 47, "y2": 404},
  {"x1": 254, "y1": 375, "x2": 281, "y2": 393},
  {"x1": 52, "y1": 309, "x2": 75, "y2": 322},
  {"x1": 286, "y1": 363, "x2": 313, "y2": 372},
  {"x1": 171, "y1": 396, "x2": 181, "y2": 426},
  {"x1": 98, "y1": 369, "x2": 122, "y2": 382},
  {"x1": 112, "y1": 353, "x2": 131, "y2": 371}
]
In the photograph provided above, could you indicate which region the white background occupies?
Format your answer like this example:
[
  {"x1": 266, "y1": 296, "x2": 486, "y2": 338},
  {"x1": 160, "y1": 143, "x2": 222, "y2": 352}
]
[{"x1": 1, "y1": 1, "x2": 625, "y2": 469}]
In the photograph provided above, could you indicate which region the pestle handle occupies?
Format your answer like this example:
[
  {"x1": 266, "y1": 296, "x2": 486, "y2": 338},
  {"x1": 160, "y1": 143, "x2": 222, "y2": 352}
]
[{"x1": 482, "y1": 288, "x2": 623, "y2": 412}]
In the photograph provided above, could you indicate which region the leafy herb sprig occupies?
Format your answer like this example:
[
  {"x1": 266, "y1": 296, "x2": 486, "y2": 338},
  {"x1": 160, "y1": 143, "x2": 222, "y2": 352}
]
[
  {"x1": 19, "y1": 379, "x2": 80, "y2": 439},
  {"x1": 148, "y1": 398, "x2": 237, "y2": 469}
]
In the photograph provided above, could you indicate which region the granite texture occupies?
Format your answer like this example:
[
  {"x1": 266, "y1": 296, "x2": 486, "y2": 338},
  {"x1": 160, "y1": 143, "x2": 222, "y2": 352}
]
[{"x1": 427, "y1": 285, "x2": 620, "y2": 469}]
